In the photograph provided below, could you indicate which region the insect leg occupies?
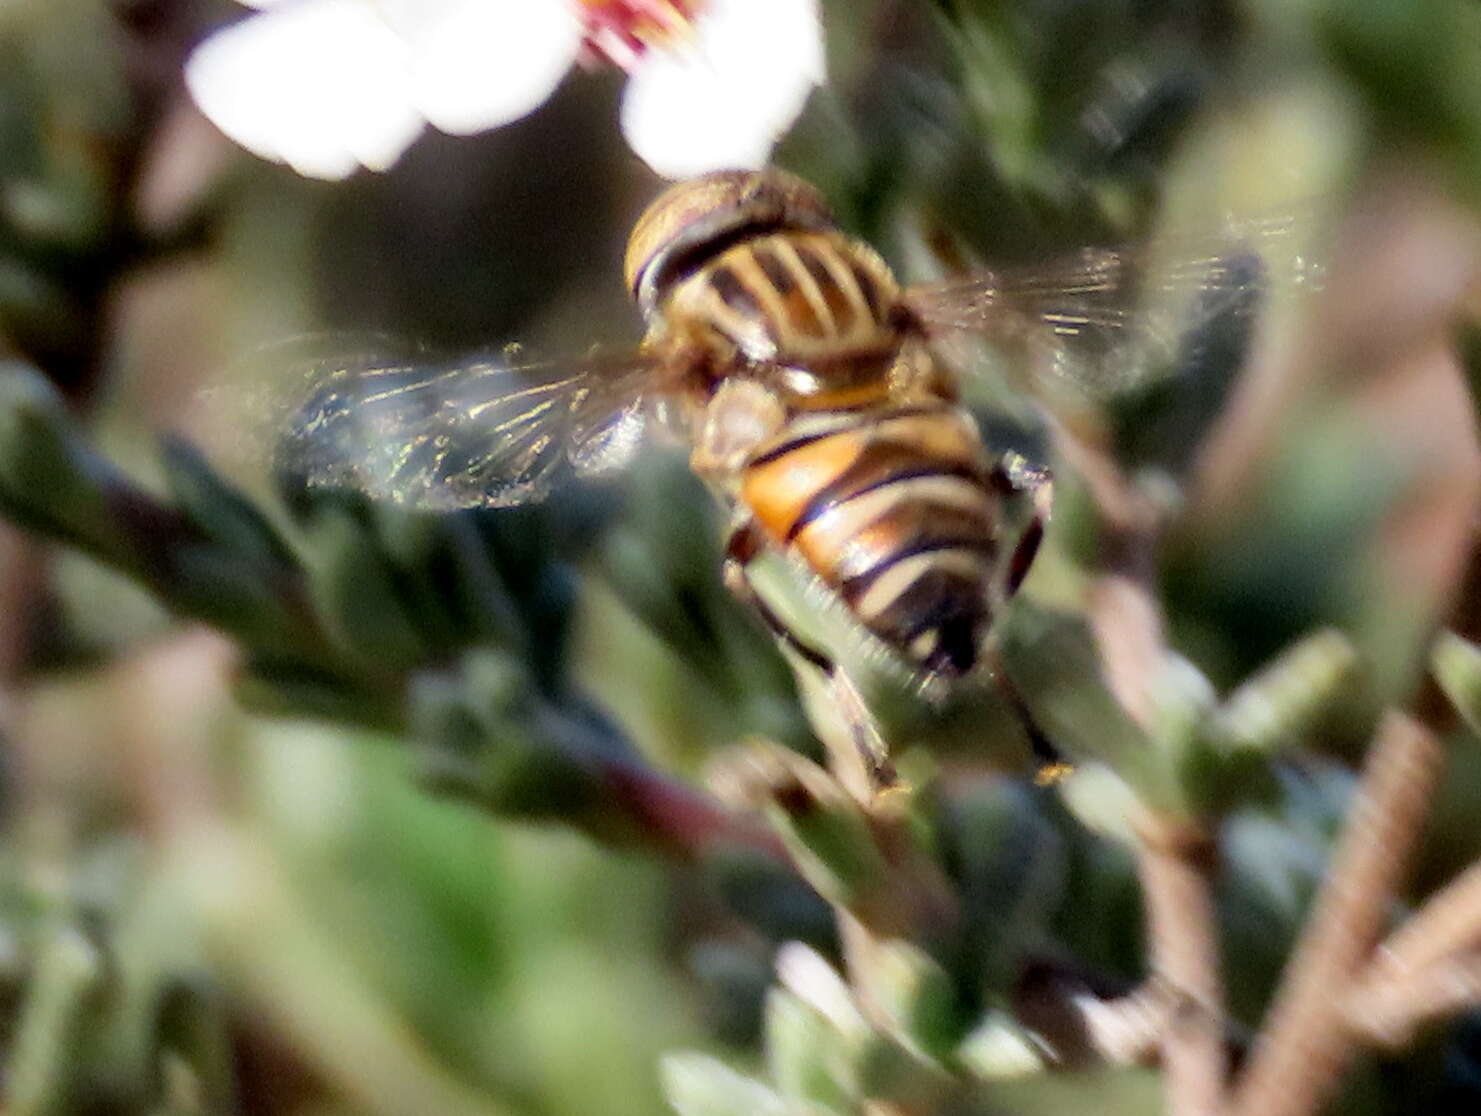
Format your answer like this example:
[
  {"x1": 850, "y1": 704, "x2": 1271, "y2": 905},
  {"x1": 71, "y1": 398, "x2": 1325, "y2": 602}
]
[
  {"x1": 989, "y1": 452, "x2": 1053, "y2": 596},
  {"x1": 722, "y1": 520, "x2": 832, "y2": 670},
  {"x1": 723, "y1": 519, "x2": 897, "y2": 799},
  {"x1": 977, "y1": 457, "x2": 1067, "y2": 775},
  {"x1": 986, "y1": 650, "x2": 1071, "y2": 778}
]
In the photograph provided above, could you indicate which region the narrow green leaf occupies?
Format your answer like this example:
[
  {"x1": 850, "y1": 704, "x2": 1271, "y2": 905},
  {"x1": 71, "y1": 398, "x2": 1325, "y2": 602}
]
[{"x1": 660, "y1": 1053, "x2": 788, "y2": 1116}]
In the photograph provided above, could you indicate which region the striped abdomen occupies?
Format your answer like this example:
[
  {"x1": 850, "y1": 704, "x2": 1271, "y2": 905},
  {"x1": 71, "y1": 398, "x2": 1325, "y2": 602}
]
[{"x1": 739, "y1": 404, "x2": 1001, "y2": 675}]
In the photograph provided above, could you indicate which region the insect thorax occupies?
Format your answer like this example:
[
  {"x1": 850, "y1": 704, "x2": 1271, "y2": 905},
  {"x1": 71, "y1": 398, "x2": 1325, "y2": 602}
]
[{"x1": 656, "y1": 229, "x2": 905, "y2": 405}]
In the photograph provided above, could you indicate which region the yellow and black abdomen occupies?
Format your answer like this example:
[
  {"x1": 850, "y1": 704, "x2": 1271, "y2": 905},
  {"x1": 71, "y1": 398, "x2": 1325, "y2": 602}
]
[{"x1": 739, "y1": 404, "x2": 1002, "y2": 675}]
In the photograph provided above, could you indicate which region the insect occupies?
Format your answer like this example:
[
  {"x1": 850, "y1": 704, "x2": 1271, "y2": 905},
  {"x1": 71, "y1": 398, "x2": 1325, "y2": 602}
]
[{"x1": 278, "y1": 169, "x2": 1307, "y2": 709}]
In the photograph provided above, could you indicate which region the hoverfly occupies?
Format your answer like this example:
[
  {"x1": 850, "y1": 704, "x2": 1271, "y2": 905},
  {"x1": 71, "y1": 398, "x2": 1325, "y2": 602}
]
[{"x1": 277, "y1": 169, "x2": 1312, "y2": 701}]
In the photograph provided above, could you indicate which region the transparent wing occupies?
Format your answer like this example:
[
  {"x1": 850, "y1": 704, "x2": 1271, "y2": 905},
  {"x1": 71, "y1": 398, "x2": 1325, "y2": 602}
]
[
  {"x1": 903, "y1": 208, "x2": 1326, "y2": 401},
  {"x1": 273, "y1": 344, "x2": 662, "y2": 510}
]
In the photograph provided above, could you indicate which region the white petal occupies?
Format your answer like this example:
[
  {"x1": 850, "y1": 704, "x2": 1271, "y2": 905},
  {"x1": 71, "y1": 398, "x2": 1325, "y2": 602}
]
[
  {"x1": 185, "y1": 0, "x2": 425, "y2": 179},
  {"x1": 620, "y1": 0, "x2": 825, "y2": 179},
  {"x1": 399, "y1": 0, "x2": 581, "y2": 136}
]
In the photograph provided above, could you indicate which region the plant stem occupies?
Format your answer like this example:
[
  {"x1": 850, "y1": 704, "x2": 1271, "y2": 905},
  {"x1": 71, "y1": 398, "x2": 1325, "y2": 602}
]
[
  {"x1": 1137, "y1": 818, "x2": 1227, "y2": 1116},
  {"x1": 1076, "y1": 426, "x2": 1231, "y2": 1116},
  {"x1": 1345, "y1": 950, "x2": 1481, "y2": 1050},
  {"x1": 1362, "y1": 859, "x2": 1481, "y2": 981},
  {"x1": 1226, "y1": 710, "x2": 1446, "y2": 1116}
]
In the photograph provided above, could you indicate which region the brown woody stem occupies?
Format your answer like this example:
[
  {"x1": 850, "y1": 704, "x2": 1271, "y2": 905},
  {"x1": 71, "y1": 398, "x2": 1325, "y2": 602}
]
[
  {"x1": 1362, "y1": 859, "x2": 1481, "y2": 982},
  {"x1": 1226, "y1": 711, "x2": 1446, "y2": 1116},
  {"x1": 1137, "y1": 819, "x2": 1227, "y2": 1116},
  {"x1": 1346, "y1": 950, "x2": 1481, "y2": 1050}
]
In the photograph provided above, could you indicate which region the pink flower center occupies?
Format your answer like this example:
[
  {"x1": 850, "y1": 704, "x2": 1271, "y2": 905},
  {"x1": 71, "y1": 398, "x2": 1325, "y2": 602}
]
[{"x1": 576, "y1": 0, "x2": 702, "y2": 71}]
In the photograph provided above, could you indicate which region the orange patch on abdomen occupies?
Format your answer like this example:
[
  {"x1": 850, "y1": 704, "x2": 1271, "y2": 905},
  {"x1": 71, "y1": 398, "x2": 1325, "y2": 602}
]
[{"x1": 741, "y1": 428, "x2": 872, "y2": 542}]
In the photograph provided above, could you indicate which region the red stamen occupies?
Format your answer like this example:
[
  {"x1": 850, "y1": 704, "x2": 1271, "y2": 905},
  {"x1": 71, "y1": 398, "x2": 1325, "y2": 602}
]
[{"x1": 576, "y1": 0, "x2": 701, "y2": 71}]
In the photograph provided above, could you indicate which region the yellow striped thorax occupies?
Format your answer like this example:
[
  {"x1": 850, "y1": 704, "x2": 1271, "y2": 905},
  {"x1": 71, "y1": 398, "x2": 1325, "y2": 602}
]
[
  {"x1": 663, "y1": 231, "x2": 901, "y2": 393},
  {"x1": 626, "y1": 170, "x2": 905, "y2": 410},
  {"x1": 624, "y1": 168, "x2": 836, "y2": 316}
]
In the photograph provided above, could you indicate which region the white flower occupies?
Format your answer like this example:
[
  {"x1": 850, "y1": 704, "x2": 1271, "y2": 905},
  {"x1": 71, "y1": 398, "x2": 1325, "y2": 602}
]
[{"x1": 184, "y1": 0, "x2": 825, "y2": 181}]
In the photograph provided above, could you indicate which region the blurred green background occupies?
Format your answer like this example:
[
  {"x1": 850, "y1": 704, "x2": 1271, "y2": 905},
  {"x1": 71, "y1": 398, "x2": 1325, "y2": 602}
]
[{"x1": 1, "y1": 1, "x2": 1480, "y2": 1114}]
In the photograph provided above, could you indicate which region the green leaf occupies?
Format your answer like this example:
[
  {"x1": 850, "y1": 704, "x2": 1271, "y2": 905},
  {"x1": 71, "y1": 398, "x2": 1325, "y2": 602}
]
[
  {"x1": 660, "y1": 1053, "x2": 788, "y2": 1116},
  {"x1": 0, "y1": 361, "x2": 112, "y2": 550},
  {"x1": 957, "y1": 1010, "x2": 1052, "y2": 1079},
  {"x1": 870, "y1": 940, "x2": 960, "y2": 1062},
  {"x1": 998, "y1": 600, "x2": 1154, "y2": 783},
  {"x1": 7, "y1": 924, "x2": 103, "y2": 1116},
  {"x1": 765, "y1": 988, "x2": 854, "y2": 1110},
  {"x1": 160, "y1": 438, "x2": 296, "y2": 570},
  {"x1": 1433, "y1": 631, "x2": 1481, "y2": 737},
  {"x1": 740, "y1": 748, "x2": 890, "y2": 911},
  {"x1": 297, "y1": 507, "x2": 431, "y2": 672},
  {"x1": 1211, "y1": 629, "x2": 1359, "y2": 757}
]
